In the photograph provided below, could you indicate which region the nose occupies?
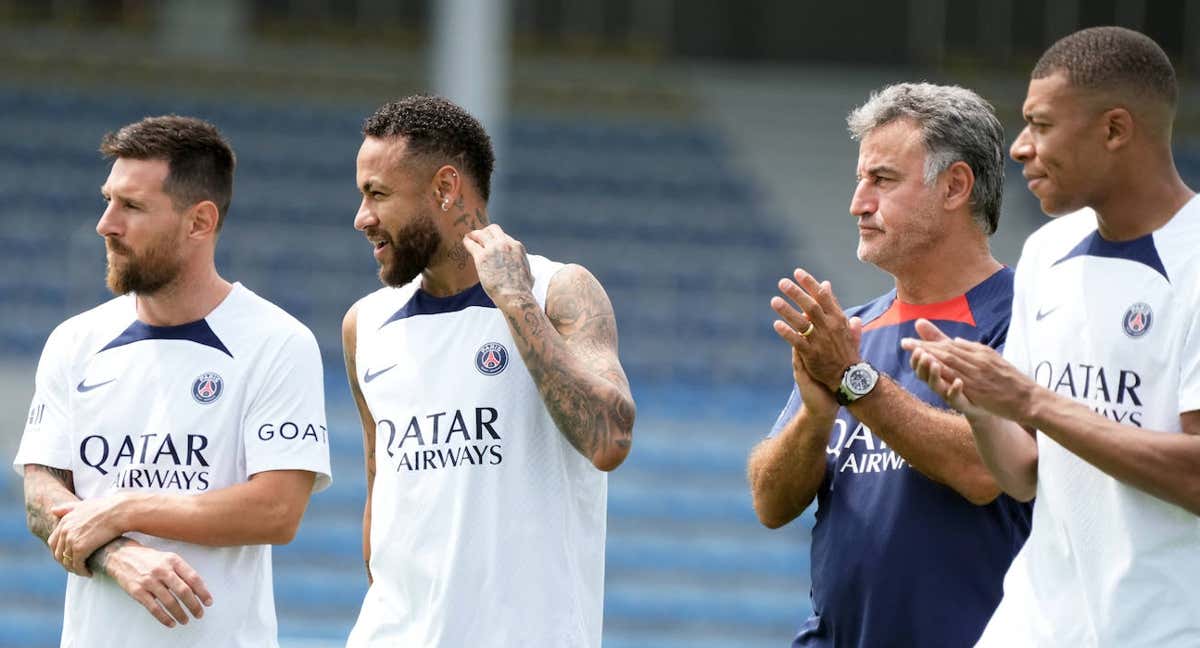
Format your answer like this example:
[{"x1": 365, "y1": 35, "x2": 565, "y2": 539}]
[
  {"x1": 1010, "y1": 126, "x2": 1034, "y2": 164},
  {"x1": 849, "y1": 179, "x2": 876, "y2": 219},
  {"x1": 96, "y1": 201, "x2": 121, "y2": 238},
  {"x1": 353, "y1": 197, "x2": 376, "y2": 231}
]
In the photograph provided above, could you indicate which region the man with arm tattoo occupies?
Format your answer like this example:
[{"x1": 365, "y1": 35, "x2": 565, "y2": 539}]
[
  {"x1": 14, "y1": 116, "x2": 331, "y2": 647},
  {"x1": 343, "y1": 95, "x2": 635, "y2": 648}
]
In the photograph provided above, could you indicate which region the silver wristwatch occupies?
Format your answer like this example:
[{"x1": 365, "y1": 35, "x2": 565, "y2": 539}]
[{"x1": 836, "y1": 361, "x2": 879, "y2": 406}]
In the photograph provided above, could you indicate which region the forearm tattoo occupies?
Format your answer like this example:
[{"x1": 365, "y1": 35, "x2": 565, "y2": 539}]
[
  {"x1": 87, "y1": 537, "x2": 134, "y2": 577},
  {"x1": 24, "y1": 465, "x2": 75, "y2": 542},
  {"x1": 25, "y1": 464, "x2": 132, "y2": 575},
  {"x1": 503, "y1": 267, "x2": 634, "y2": 460}
]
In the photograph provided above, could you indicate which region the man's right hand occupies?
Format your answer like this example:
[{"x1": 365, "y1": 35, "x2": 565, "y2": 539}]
[
  {"x1": 788, "y1": 346, "x2": 839, "y2": 420},
  {"x1": 95, "y1": 539, "x2": 213, "y2": 628}
]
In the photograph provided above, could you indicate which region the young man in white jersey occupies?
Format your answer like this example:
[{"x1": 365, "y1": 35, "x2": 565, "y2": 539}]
[
  {"x1": 15, "y1": 116, "x2": 332, "y2": 647},
  {"x1": 904, "y1": 27, "x2": 1200, "y2": 645},
  {"x1": 342, "y1": 95, "x2": 635, "y2": 647}
]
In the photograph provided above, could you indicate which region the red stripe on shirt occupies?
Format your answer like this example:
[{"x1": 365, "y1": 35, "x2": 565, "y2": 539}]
[{"x1": 862, "y1": 294, "x2": 976, "y2": 332}]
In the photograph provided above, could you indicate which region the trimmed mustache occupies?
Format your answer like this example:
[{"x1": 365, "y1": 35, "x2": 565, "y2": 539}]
[{"x1": 106, "y1": 237, "x2": 132, "y2": 255}]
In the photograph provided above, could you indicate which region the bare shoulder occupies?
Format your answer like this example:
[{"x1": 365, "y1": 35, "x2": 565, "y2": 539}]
[
  {"x1": 342, "y1": 300, "x2": 362, "y2": 336},
  {"x1": 342, "y1": 299, "x2": 368, "y2": 382},
  {"x1": 545, "y1": 264, "x2": 616, "y2": 337},
  {"x1": 343, "y1": 298, "x2": 370, "y2": 349}
]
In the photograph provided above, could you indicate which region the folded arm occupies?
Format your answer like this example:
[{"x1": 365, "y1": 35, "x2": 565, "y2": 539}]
[
  {"x1": 50, "y1": 469, "x2": 316, "y2": 574},
  {"x1": 25, "y1": 464, "x2": 213, "y2": 626}
]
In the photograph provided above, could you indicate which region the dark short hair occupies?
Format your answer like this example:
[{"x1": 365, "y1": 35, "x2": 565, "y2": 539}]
[
  {"x1": 363, "y1": 95, "x2": 496, "y2": 201},
  {"x1": 1033, "y1": 26, "x2": 1177, "y2": 107},
  {"x1": 100, "y1": 115, "x2": 236, "y2": 230}
]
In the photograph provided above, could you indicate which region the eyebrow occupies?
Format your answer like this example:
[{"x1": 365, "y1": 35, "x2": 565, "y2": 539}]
[
  {"x1": 862, "y1": 165, "x2": 900, "y2": 178},
  {"x1": 360, "y1": 180, "x2": 388, "y2": 193},
  {"x1": 1023, "y1": 107, "x2": 1048, "y2": 122},
  {"x1": 100, "y1": 186, "x2": 143, "y2": 202}
]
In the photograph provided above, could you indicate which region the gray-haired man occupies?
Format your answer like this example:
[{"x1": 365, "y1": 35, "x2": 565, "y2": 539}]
[{"x1": 747, "y1": 83, "x2": 1031, "y2": 647}]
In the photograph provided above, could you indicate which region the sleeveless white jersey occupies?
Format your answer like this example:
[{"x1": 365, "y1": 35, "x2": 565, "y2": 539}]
[
  {"x1": 13, "y1": 283, "x2": 332, "y2": 648},
  {"x1": 977, "y1": 199, "x2": 1200, "y2": 647},
  {"x1": 347, "y1": 254, "x2": 607, "y2": 648}
]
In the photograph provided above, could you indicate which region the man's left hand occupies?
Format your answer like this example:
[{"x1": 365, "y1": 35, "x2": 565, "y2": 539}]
[
  {"x1": 771, "y1": 268, "x2": 863, "y2": 390},
  {"x1": 463, "y1": 224, "x2": 535, "y2": 308},
  {"x1": 48, "y1": 494, "x2": 131, "y2": 576}
]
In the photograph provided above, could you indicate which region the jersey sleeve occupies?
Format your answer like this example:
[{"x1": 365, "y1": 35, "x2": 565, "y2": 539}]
[
  {"x1": 13, "y1": 323, "x2": 75, "y2": 475},
  {"x1": 243, "y1": 329, "x2": 332, "y2": 492},
  {"x1": 1179, "y1": 288, "x2": 1200, "y2": 414},
  {"x1": 768, "y1": 384, "x2": 802, "y2": 438}
]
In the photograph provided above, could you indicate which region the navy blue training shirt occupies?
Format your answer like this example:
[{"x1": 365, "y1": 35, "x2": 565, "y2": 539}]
[{"x1": 770, "y1": 268, "x2": 1031, "y2": 648}]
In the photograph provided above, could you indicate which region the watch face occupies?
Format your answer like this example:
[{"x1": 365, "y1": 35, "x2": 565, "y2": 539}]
[{"x1": 847, "y1": 367, "x2": 874, "y2": 394}]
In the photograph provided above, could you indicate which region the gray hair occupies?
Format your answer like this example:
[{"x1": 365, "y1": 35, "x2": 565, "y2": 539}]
[{"x1": 847, "y1": 83, "x2": 1004, "y2": 235}]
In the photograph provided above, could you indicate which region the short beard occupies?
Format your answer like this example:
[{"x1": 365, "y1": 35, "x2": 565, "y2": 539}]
[
  {"x1": 105, "y1": 236, "x2": 182, "y2": 296},
  {"x1": 379, "y1": 209, "x2": 442, "y2": 287},
  {"x1": 857, "y1": 199, "x2": 941, "y2": 272}
]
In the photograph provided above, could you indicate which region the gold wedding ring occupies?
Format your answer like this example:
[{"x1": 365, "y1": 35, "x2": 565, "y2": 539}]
[{"x1": 800, "y1": 321, "x2": 815, "y2": 337}]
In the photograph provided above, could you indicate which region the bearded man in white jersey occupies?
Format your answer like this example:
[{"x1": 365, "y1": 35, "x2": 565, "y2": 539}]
[
  {"x1": 342, "y1": 95, "x2": 636, "y2": 647},
  {"x1": 904, "y1": 27, "x2": 1200, "y2": 645},
  {"x1": 15, "y1": 116, "x2": 331, "y2": 647}
]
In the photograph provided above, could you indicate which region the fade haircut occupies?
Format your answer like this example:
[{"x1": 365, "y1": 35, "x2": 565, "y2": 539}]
[
  {"x1": 99, "y1": 115, "x2": 236, "y2": 230},
  {"x1": 1033, "y1": 26, "x2": 1177, "y2": 108},
  {"x1": 363, "y1": 95, "x2": 496, "y2": 201},
  {"x1": 848, "y1": 83, "x2": 1005, "y2": 235}
]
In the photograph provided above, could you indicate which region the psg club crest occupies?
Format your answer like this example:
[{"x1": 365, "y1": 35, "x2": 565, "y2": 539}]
[
  {"x1": 475, "y1": 342, "x2": 509, "y2": 376},
  {"x1": 191, "y1": 372, "x2": 224, "y2": 404},
  {"x1": 1122, "y1": 302, "x2": 1153, "y2": 338}
]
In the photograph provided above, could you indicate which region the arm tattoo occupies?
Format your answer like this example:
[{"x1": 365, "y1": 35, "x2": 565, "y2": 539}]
[
  {"x1": 25, "y1": 465, "x2": 135, "y2": 576},
  {"x1": 502, "y1": 266, "x2": 634, "y2": 461},
  {"x1": 87, "y1": 537, "x2": 134, "y2": 577},
  {"x1": 24, "y1": 465, "x2": 75, "y2": 542}
]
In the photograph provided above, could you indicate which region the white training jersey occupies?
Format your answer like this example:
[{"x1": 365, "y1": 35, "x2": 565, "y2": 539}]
[
  {"x1": 14, "y1": 282, "x2": 332, "y2": 648},
  {"x1": 346, "y1": 254, "x2": 607, "y2": 648},
  {"x1": 977, "y1": 199, "x2": 1200, "y2": 647}
]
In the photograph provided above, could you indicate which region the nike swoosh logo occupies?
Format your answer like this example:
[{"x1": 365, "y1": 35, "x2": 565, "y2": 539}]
[
  {"x1": 76, "y1": 378, "x2": 116, "y2": 393},
  {"x1": 1035, "y1": 306, "x2": 1060, "y2": 321},
  {"x1": 363, "y1": 364, "x2": 397, "y2": 383}
]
